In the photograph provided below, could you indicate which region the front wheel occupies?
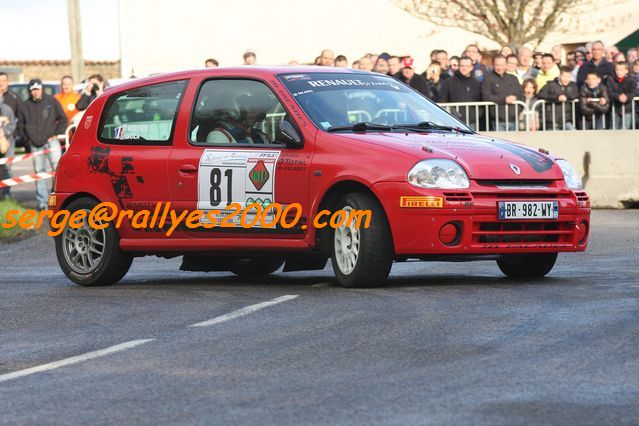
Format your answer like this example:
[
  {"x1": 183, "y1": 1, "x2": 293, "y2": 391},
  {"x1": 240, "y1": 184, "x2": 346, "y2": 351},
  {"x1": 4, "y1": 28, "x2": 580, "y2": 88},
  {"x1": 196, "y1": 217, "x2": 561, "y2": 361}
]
[
  {"x1": 330, "y1": 192, "x2": 394, "y2": 287},
  {"x1": 55, "y1": 198, "x2": 133, "y2": 286},
  {"x1": 497, "y1": 253, "x2": 558, "y2": 278}
]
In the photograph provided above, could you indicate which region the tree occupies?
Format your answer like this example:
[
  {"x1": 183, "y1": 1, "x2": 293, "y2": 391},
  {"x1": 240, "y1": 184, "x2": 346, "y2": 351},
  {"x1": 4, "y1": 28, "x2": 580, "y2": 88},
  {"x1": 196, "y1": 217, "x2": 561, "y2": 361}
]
[{"x1": 393, "y1": 0, "x2": 589, "y2": 48}]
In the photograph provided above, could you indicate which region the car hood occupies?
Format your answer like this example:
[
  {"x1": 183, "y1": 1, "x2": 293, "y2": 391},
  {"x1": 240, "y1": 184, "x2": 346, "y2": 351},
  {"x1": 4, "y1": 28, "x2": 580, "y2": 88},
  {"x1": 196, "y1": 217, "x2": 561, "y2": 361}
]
[{"x1": 336, "y1": 131, "x2": 563, "y2": 180}]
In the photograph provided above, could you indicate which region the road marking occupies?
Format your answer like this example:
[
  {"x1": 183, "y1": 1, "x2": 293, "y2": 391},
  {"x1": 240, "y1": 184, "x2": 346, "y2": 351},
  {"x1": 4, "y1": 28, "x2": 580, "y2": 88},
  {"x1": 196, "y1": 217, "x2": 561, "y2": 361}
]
[
  {"x1": 0, "y1": 339, "x2": 155, "y2": 384},
  {"x1": 188, "y1": 295, "x2": 298, "y2": 327}
]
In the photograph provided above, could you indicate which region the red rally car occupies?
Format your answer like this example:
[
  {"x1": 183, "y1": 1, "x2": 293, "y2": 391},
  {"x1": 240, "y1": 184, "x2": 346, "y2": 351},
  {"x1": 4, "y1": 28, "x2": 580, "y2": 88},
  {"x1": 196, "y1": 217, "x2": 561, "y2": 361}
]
[{"x1": 51, "y1": 67, "x2": 590, "y2": 287}]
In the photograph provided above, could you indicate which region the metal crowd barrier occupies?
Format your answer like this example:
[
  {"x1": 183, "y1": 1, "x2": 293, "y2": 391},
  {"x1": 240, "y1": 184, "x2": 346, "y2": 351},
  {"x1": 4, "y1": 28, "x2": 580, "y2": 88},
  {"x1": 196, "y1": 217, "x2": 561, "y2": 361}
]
[
  {"x1": 261, "y1": 98, "x2": 638, "y2": 135},
  {"x1": 439, "y1": 97, "x2": 639, "y2": 131}
]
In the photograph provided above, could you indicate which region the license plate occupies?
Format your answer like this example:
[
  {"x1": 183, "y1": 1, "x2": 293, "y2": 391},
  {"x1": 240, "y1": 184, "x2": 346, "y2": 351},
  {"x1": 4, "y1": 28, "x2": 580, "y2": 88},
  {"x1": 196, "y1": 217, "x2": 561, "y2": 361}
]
[{"x1": 498, "y1": 201, "x2": 558, "y2": 220}]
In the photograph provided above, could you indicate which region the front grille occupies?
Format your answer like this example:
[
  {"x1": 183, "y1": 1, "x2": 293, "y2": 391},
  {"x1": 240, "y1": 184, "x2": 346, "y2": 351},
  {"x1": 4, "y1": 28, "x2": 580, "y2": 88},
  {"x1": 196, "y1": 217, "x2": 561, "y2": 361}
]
[
  {"x1": 476, "y1": 180, "x2": 554, "y2": 187},
  {"x1": 474, "y1": 192, "x2": 562, "y2": 199},
  {"x1": 474, "y1": 221, "x2": 574, "y2": 244}
]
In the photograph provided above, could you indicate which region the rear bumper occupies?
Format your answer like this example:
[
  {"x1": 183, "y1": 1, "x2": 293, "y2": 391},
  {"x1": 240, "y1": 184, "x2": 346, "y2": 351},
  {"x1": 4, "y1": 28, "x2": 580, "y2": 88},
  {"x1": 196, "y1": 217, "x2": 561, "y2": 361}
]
[{"x1": 372, "y1": 182, "x2": 590, "y2": 255}]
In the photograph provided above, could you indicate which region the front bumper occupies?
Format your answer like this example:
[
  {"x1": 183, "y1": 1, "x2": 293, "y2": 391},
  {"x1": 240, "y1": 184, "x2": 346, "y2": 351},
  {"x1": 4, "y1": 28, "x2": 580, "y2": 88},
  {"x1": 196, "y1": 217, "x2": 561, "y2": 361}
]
[{"x1": 372, "y1": 181, "x2": 590, "y2": 255}]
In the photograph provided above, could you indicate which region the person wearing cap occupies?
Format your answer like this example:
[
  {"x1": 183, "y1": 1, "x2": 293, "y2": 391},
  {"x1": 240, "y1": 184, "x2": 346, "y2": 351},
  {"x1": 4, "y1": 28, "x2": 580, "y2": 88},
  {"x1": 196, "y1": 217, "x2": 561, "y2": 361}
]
[
  {"x1": 17, "y1": 79, "x2": 67, "y2": 210},
  {"x1": 243, "y1": 50, "x2": 256, "y2": 66},
  {"x1": 395, "y1": 57, "x2": 432, "y2": 99}
]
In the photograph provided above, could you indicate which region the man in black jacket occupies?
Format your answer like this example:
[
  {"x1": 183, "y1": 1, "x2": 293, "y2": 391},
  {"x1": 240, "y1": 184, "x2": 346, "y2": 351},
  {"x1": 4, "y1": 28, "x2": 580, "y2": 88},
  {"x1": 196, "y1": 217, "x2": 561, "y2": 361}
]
[
  {"x1": 606, "y1": 62, "x2": 637, "y2": 129},
  {"x1": 439, "y1": 56, "x2": 482, "y2": 130},
  {"x1": 577, "y1": 41, "x2": 615, "y2": 87},
  {"x1": 19, "y1": 79, "x2": 68, "y2": 210},
  {"x1": 481, "y1": 55, "x2": 524, "y2": 131},
  {"x1": 537, "y1": 67, "x2": 580, "y2": 130}
]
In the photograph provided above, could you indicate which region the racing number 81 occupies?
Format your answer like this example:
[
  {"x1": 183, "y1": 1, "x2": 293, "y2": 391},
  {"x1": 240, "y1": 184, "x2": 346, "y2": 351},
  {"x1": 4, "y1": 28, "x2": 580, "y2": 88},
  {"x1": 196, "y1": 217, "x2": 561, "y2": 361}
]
[{"x1": 210, "y1": 168, "x2": 232, "y2": 207}]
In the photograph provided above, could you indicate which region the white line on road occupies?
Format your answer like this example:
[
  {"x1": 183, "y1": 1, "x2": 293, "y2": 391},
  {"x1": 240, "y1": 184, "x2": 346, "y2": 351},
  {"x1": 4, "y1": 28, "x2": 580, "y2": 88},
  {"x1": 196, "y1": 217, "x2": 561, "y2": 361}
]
[
  {"x1": 188, "y1": 295, "x2": 299, "y2": 327},
  {"x1": 0, "y1": 339, "x2": 155, "y2": 384}
]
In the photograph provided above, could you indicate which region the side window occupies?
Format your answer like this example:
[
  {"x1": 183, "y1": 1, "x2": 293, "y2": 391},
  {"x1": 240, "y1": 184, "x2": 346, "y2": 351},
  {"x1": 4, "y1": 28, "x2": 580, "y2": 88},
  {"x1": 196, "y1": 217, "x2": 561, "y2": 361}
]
[
  {"x1": 99, "y1": 80, "x2": 187, "y2": 144},
  {"x1": 190, "y1": 79, "x2": 288, "y2": 145}
]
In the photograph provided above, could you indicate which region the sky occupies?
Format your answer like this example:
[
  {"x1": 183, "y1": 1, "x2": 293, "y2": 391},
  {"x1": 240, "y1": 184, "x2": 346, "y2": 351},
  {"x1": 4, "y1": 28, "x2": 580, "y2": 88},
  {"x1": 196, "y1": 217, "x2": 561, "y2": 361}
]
[{"x1": 2, "y1": 0, "x2": 120, "y2": 60}]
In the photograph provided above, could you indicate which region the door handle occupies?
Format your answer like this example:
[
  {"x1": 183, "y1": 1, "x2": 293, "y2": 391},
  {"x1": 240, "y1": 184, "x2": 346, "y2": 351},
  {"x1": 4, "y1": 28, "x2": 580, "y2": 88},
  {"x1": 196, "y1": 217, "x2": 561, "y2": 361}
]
[{"x1": 178, "y1": 164, "x2": 198, "y2": 173}]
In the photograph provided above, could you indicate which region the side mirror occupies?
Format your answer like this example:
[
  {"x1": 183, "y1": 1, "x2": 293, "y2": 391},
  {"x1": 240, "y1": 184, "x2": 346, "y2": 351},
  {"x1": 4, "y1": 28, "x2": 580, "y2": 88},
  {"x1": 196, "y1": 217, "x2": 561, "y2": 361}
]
[{"x1": 276, "y1": 121, "x2": 303, "y2": 147}]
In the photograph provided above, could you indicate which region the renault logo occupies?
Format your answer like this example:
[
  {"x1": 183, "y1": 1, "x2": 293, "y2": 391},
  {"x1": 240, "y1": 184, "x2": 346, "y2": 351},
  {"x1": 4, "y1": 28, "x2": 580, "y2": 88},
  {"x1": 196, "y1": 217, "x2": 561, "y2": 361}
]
[{"x1": 509, "y1": 164, "x2": 521, "y2": 175}]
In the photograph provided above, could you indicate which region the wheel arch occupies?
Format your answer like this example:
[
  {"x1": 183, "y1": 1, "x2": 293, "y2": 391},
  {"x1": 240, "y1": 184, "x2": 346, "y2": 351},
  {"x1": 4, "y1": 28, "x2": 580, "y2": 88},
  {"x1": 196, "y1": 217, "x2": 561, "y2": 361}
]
[
  {"x1": 313, "y1": 180, "x2": 392, "y2": 255},
  {"x1": 59, "y1": 192, "x2": 102, "y2": 210}
]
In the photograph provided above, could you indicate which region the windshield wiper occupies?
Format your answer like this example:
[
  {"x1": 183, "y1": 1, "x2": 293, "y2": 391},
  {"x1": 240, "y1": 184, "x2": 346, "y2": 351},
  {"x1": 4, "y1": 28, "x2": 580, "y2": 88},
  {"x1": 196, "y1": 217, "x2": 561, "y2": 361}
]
[
  {"x1": 327, "y1": 122, "x2": 393, "y2": 132},
  {"x1": 392, "y1": 121, "x2": 474, "y2": 134}
]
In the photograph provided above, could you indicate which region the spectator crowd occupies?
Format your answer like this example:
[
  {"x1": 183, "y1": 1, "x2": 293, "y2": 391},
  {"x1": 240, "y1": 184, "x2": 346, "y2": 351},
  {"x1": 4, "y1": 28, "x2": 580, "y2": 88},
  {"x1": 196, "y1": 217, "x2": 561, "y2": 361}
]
[
  {"x1": 0, "y1": 39, "x2": 638, "y2": 207},
  {"x1": 205, "y1": 40, "x2": 639, "y2": 131}
]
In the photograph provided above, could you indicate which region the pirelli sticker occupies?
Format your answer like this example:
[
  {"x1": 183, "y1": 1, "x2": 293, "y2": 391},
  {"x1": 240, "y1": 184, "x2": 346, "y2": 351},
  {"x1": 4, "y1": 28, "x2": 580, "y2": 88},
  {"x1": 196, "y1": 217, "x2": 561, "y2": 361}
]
[{"x1": 400, "y1": 196, "x2": 443, "y2": 208}]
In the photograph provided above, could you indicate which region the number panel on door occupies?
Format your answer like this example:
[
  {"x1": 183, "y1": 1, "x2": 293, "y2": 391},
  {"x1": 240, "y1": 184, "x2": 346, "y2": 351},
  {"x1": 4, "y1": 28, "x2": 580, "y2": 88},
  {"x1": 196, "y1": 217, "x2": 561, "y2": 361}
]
[{"x1": 197, "y1": 149, "x2": 281, "y2": 226}]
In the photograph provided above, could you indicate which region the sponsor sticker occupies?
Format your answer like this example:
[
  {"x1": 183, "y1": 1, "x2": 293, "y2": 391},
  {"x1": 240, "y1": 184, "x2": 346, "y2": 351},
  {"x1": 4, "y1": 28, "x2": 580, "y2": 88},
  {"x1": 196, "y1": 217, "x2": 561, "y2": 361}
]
[{"x1": 400, "y1": 196, "x2": 443, "y2": 208}]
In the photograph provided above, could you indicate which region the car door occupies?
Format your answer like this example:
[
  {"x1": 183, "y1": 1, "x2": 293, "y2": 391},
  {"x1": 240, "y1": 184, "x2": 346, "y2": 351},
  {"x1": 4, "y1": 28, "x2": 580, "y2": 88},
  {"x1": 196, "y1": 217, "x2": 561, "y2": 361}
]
[
  {"x1": 168, "y1": 77, "x2": 313, "y2": 241},
  {"x1": 95, "y1": 79, "x2": 189, "y2": 240}
]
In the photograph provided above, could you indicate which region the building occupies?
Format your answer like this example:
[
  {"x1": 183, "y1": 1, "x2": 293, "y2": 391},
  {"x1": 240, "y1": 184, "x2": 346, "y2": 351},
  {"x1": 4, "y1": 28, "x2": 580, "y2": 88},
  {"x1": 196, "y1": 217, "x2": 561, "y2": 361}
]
[
  {"x1": 118, "y1": 0, "x2": 639, "y2": 77},
  {"x1": 0, "y1": 60, "x2": 121, "y2": 82}
]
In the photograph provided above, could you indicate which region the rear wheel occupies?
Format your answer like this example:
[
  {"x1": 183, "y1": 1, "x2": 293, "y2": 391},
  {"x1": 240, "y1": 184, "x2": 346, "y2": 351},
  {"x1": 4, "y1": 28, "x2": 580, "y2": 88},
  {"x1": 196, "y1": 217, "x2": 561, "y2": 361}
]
[
  {"x1": 330, "y1": 192, "x2": 394, "y2": 287},
  {"x1": 497, "y1": 253, "x2": 558, "y2": 278},
  {"x1": 55, "y1": 197, "x2": 133, "y2": 286},
  {"x1": 229, "y1": 257, "x2": 284, "y2": 277}
]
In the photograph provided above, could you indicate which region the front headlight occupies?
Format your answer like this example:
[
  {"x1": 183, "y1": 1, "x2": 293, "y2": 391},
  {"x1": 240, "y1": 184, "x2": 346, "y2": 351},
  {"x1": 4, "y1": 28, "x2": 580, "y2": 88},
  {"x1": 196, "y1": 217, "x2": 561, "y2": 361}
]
[
  {"x1": 556, "y1": 159, "x2": 582, "y2": 189},
  {"x1": 407, "y1": 159, "x2": 470, "y2": 189}
]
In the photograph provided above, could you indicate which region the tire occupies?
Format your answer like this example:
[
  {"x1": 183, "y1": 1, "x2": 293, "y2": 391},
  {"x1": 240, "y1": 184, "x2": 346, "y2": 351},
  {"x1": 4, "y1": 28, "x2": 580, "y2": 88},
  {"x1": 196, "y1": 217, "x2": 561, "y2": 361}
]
[
  {"x1": 55, "y1": 197, "x2": 133, "y2": 286},
  {"x1": 229, "y1": 257, "x2": 284, "y2": 277},
  {"x1": 497, "y1": 253, "x2": 558, "y2": 278},
  {"x1": 330, "y1": 192, "x2": 394, "y2": 287}
]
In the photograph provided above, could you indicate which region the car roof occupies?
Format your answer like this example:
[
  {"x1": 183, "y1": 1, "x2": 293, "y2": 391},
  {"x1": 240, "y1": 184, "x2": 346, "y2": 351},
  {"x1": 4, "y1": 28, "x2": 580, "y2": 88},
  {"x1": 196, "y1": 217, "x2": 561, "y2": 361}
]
[{"x1": 107, "y1": 66, "x2": 383, "y2": 93}]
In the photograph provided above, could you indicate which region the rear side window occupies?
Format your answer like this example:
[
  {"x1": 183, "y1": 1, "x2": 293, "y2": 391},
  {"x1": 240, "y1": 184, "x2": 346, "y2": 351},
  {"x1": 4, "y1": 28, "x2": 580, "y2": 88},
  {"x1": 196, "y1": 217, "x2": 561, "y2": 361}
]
[{"x1": 99, "y1": 80, "x2": 187, "y2": 144}]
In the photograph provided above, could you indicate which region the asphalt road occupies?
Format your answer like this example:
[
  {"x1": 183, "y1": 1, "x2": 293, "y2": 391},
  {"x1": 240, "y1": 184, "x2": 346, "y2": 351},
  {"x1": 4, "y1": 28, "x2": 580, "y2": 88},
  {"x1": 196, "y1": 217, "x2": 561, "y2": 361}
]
[{"x1": 0, "y1": 209, "x2": 638, "y2": 425}]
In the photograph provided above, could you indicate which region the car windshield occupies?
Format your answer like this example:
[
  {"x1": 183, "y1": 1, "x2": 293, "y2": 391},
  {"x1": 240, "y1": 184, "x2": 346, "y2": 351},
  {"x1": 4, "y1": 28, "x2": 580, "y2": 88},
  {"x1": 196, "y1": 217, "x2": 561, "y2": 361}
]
[{"x1": 277, "y1": 72, "x2": 470, "y2": 132}]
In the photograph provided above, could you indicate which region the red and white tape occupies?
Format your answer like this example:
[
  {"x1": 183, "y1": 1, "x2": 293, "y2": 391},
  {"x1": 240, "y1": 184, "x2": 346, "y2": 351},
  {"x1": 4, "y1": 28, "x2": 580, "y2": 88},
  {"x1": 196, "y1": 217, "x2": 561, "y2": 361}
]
[
  {"x1": 0, "y1": 172, "x2": 56, "y2": 188},
  {"x1": 0, "y1": 145, "x2": 63, "y2": 166}
]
